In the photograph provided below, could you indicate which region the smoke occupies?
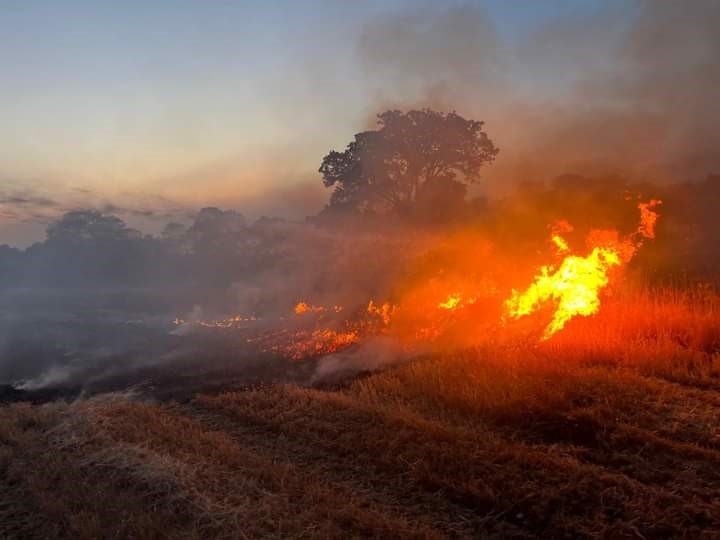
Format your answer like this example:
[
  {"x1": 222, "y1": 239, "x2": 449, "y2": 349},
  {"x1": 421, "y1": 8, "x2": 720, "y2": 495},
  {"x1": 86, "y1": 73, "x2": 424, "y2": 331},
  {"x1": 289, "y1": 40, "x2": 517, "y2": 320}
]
[
  {"x1": 312, "y1": 336, "x2": 412, "y2": 384},
  {"x1": 358, "y1": 1, "x2": 720, "y2": 188},
  {"x1": 359, "y1": 3, "x2": 507, "y2": 113},
  {"x1": 14, "y1": 364, "x2": 75, "y2": 391},
  {"x1": 218, "y1": 217, "x2": 426, "y2": 317},
  {"x1": 4, "y1": 1, "x2": 720, "y2": 400}
]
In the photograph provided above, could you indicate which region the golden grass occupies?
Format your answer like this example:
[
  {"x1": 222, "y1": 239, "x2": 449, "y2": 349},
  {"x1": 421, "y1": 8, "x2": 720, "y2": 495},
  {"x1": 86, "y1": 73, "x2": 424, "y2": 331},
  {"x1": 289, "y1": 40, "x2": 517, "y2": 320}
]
[{"x1": 2, "y1": 283, "x2": 720, "y2": 538}]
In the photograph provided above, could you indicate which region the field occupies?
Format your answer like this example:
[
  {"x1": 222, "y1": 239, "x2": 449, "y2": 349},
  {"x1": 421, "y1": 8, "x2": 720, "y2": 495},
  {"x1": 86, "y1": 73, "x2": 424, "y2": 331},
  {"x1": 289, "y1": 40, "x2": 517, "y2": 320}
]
[{"x1": 2, "y1": 283, "x2": 720, "y2": 539}]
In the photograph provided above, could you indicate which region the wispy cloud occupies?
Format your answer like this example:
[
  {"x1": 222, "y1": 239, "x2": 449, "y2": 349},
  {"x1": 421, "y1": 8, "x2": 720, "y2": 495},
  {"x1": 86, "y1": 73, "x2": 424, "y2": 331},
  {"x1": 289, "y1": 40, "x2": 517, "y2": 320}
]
[{"x1": 0, "y1": 181, "x2": 198, "y2": 244}]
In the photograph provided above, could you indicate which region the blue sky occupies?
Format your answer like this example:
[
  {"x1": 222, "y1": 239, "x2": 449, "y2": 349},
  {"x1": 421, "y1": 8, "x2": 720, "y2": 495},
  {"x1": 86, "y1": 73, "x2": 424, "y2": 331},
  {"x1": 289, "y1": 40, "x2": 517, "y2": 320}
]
[{"x1": 0, "y1": 0, "x2": 631, "y2": 245}]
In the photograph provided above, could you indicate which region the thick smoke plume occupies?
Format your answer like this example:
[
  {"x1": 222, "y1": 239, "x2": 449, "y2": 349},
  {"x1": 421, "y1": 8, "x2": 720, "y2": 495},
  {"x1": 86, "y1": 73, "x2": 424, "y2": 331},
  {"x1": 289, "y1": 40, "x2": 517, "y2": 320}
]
[{"x1": 359, "y1": 1, "x2": 720, "y2": 187}]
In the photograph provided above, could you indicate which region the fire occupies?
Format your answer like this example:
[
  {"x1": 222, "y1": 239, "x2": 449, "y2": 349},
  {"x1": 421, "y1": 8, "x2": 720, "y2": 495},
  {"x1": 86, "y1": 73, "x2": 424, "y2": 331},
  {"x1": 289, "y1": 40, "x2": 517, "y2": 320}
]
[
  {"x1": 505, "y1": 247, "x2": 621, "y2": 338},
  {"x1": 173, "y1": 314, "x2": 257, "y2": 328},
  {"x1": 637, "y1": 199, "x2": 662, "y2": 240},
  {"x1": 367, "y1": 300, "x2": 395, "y2": 325},
  {"x1": 438, "y1": 293, "x2": 476, "y2": 310},
  {"x1": 269, "y1": 328, "x2": 359, "y2": 360},
  {"x1": 551, "y1": 235, "x2": 569, "y2": 254},
  {"x1": 438, "y1": 293, "x2": 461, "y2": 310},
  {"x1": 549, "y1": 219, "x2": 573, "y2": 254},
  {"x1": 504, "y1": 200, "x2": 661, "y2": 339},
  {"x1": 294, "y1": 302, "x2": 342, "y2": 315},
  {"x1": 175, "y1": 199, "x2": 662, "y2": 357}
]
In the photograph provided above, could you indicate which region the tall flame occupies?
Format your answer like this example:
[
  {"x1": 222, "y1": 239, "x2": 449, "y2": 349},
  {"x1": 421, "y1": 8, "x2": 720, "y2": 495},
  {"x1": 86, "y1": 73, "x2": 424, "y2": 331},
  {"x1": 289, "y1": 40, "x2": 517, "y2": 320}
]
[
  {"x1": 504, "y1": 200, "x2": 661, "y2": 339},
  {"x1": 505, "y1": 247, "x2": 621, "y2": 338},
  {"x1": 175, "y1": 200, "x2": 662, "y2": 357}
]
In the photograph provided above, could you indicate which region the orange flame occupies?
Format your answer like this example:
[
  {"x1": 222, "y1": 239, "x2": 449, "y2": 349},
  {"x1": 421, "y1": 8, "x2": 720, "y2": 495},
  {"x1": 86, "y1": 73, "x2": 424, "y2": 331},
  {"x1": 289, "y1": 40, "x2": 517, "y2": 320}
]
[
  {"x1": 271, "y1": 328, "x2": 359, "y2": 360},
  {"x1": 505, "y1": 246, "x2": 621, "y2": 338},
  {"x1": 367, "y1": 300, "x2": 395, "y2": 325},
  {"x1": 637, "y1": 199, "x2": 662, "y2": 240},
  {"x1": 551, "y1": 235, "x2": 570, "y2": 254},
  {"x1": 438, "y1": 293, "x2": 476, "y2": 310},
  {"x1": 438, "y1": 293, "x2": 461, "y2": 310},
  {"x1": 176, "y1": 200, "x2": 662, "y2": 357},
  {"x1": 293, "y1": 302, "x2": 343, "y2": 315},
  {"x1": 504, "y1": 200, "x2": 661, "y2": 339}
]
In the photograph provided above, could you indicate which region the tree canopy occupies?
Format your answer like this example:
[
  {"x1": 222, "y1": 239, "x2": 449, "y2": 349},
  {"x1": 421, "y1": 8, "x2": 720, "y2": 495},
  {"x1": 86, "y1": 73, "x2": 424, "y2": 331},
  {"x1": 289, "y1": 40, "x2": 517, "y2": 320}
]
[
  {"x1": 46, "y1": 210, "x2": 140, "y2": 244},
  {"x1": 319, "y1": 109, "x2": 499, "y2": 217}
]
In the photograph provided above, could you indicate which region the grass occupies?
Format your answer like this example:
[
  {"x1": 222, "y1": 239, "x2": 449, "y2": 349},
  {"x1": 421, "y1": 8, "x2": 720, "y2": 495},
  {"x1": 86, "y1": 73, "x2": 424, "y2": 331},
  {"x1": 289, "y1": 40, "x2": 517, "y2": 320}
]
[{"x1": 2, "y1": 282, "x2": 720, "y2": 538}]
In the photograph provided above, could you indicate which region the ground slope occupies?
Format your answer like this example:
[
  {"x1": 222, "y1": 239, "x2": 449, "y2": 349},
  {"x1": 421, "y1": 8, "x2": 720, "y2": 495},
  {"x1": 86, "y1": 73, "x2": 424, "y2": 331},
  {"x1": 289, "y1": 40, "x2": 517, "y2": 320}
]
[{"x1": 2, "y1": 349, "x2": 720, "y2": 539}]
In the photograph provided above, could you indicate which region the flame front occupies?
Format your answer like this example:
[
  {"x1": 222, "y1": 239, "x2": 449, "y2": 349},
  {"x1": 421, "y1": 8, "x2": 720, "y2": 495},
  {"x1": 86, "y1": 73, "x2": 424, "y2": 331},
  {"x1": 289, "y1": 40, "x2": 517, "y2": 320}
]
[
  {"x1": 505, "y1": 247, "x2": 621, "y2": 338},
  {"x1": 438, "y1": 293, "x2": 461, "y2": 310},
  {"x1": 551, "y1": 235, "x2": 570, "y2": 254},
  {"x1": 503, "y1": 200, "x2": 661, "y2": 339},
  {"x1": 294, "y1": 302, "x2": 342, "y2": 315},
  {"x1": 175, "y1": 200, "x2": 662, "y2": 357}
]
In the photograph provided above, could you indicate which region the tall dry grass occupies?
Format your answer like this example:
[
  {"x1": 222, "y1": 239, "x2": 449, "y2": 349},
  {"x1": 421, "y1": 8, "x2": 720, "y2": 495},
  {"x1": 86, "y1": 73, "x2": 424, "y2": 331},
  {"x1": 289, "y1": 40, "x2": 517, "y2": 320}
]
[{"x1": 2, "y1": 281, "x2": 720, "y2": 538}]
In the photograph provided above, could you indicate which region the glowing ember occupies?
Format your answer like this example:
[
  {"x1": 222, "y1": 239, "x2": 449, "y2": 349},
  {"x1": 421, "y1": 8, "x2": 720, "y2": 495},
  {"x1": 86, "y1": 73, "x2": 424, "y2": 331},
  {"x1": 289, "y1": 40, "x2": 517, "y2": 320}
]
[
  {"x1": 173, "y1": 315, "x2": 258, "y2": 328},
  {"x1": 637, "y1": 199, "x2": 662, "y2": 240},
  {"x1": 293, "y1": 302, "x2": 343, "y2": 315},
  {"x1": 551, "y1": 235, "x2": 570, "y2": 254},
  {"x1": 438, "y1": 293, "x2": 461, "y2": 310},
  {"x1": 438, "y1": 293, "x2": 476, "y2": 310},
  {"x1": 367, "y1": 300, "x2": 395, "y2": 325},
  {"x1": 268, "y1": 328, "x2": 360, "y2": 360},
  {"x1": 294, "y1": 302, "x2": 324, "y2": 314},
  {"x1": 504, "y1": 200, "x2": 661, "y2": 339}
]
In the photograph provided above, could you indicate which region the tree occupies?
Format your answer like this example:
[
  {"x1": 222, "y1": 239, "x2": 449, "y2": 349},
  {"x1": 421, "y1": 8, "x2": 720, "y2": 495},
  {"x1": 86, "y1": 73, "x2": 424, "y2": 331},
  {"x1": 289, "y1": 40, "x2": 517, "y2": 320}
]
[
  {"x1": 46, "y1": 210, "x2": 139, "y2": 244},
  {"x1": 38, "y1": 210, "x2": 145, "y2": 285},
  {"x1": 186, "y1": 207, "x2": 246, "y2": 255},
  {"x1": 319, "y1": 109, "x2": 499, "y2": 217}
]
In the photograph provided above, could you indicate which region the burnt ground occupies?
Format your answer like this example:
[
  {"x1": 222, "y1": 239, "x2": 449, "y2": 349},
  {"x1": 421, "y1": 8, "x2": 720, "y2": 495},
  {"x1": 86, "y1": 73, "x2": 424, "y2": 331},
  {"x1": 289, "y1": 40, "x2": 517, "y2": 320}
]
[
  {"x1": 2, "y1": 347, "x2": 720, "y2": 539},
  {"x1": 2, "y1": 285, "x2": 720, "y2": 538}
]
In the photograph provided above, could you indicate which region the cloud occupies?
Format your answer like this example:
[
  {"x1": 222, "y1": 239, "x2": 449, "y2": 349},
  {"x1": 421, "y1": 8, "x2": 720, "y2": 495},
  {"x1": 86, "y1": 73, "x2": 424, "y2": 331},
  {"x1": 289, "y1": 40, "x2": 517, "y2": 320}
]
[
  {"x1": 0, "y1": 181, "x2": 201, "y2": 245},
  {"x1": 0, "y1": 186, "x2": 64, "y2": 230},
  {"x1": 0, "y1": 194, "x2": 58, "y2": 207},
  {"x1": 0, "y1": 172, "x2": 328, "y2": 246}
]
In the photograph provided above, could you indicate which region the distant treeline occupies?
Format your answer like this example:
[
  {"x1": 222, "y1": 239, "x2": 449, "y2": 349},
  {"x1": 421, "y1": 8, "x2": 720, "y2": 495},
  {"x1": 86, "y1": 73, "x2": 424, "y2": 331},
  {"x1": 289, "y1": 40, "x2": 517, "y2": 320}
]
[{"x1": 0, "y1": 174, "x2": 718, "y2": 292}]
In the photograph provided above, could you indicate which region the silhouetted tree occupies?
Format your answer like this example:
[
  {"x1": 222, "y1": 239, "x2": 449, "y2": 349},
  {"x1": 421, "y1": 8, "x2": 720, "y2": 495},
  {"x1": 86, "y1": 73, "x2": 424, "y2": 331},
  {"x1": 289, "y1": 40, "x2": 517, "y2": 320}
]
[
  {"x1": 37, "y1": 210, "x2": 144, "y2": 285},
  {"x1": 161, "y1": 222, "x2": 186, "y2": 240},
  {"x1": 0, "y1": 245, "x2": 22, "y2": 287},
  {"x1": 319, "y1": 109, "x2": 499, "y2": 217},
  {"x1": 186, "y1": 208, "x2": 246, "y2": 255},
  {"x1": 161, "y1": 222, "x2": 190, "y2": 255},
  {"x1": 46, "y1": 210, "x2": 140, "y2": 244},
  {"x1": 182, "y1": 208, "x2": 249, "y2": 287}
]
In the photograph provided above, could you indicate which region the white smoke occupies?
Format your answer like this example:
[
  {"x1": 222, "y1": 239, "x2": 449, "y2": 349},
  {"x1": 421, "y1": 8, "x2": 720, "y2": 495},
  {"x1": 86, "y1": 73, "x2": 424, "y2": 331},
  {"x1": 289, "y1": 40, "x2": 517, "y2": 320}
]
[{"x1": 312, "y1": 336, "x2": 412, "y2": 384}]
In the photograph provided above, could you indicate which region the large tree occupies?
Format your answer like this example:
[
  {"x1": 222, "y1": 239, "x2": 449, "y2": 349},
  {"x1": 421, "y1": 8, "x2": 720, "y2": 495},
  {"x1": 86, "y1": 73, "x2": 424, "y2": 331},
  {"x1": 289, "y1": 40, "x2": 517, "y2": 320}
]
[{"x1": 319, "y1": 109, "x2": 499, "y2": 216}]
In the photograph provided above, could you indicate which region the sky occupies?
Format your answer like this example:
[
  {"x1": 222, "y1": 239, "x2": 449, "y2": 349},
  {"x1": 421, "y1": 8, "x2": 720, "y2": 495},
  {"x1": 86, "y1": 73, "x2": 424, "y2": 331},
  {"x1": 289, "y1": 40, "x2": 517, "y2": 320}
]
[{"x1": 0, "y1": 0, "x2": 692, "y2": 246}]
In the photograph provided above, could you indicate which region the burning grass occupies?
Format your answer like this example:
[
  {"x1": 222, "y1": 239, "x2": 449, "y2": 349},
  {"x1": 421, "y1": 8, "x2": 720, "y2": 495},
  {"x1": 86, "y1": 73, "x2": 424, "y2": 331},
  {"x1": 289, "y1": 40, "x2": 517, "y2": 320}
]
[
  {"x1": 4, "y1": 197, "x2": 720, "y2": 537},
  {"x1": 170, "y1": 199, "x2": 666, "y2": 363},
  {"x1": 2, "y1": 280, "x2": 720, "y2": 538}
]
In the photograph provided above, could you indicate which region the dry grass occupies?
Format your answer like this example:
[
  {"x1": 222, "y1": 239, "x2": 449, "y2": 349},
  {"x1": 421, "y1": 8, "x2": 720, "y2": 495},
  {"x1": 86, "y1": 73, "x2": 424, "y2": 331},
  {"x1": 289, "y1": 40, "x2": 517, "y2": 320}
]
[{"x1": 2, "y1": 283, "x2": 720, "y2": 538}]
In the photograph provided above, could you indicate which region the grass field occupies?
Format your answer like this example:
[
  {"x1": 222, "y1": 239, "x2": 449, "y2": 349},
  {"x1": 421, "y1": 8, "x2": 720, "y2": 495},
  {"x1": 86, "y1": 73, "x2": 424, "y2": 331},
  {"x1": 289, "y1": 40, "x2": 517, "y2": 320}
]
[{"x1": 2, "y1": 282, "x2": 720, "y2": 539}]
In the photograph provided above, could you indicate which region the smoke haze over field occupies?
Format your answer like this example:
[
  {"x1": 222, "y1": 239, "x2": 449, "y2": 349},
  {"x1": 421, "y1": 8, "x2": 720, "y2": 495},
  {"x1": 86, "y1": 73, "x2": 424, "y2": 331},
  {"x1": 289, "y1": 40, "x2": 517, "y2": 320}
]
[
  {"x1": 3, "y1": 1, "x2": 720, "y2": 245},
  {"x1": 2, "y1": 1, "x2": 720, "y2": 399},
  {"x1": 358, "y1": 1, "x2": 720, "y2": 190},
  {"x1": 6, "y1": 8, "x2": 720, "y2": 538}
]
